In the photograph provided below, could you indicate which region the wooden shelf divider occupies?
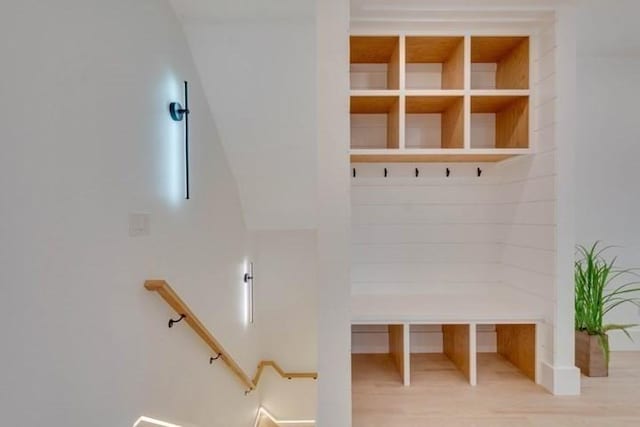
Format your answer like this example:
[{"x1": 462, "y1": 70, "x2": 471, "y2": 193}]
[
  {"x1": 388, "y1": 324, "x2": 406, "y2": 384},
  {"x1": 496, "y1": 324, "x2": 536, "y2": 381},
  {"x1": 144, "y1": 280, "x2": 317, "y2": 392},
  {"x1": 443, "y1": 324, "x2": 473, "y2": 383}
]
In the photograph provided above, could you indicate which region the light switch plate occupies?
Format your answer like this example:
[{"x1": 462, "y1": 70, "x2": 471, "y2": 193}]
[{"x1": 129, "y1": 213, "x2": 150, "y2": 237}]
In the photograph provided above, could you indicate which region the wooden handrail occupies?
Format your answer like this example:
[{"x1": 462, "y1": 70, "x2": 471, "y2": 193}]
[
  {"x1": 253, "y1": 360, "x2": 318, "y2": 386},
  {"x1": 144, "y1": 280, "x2": 317, "y2": 393},
  {"x1": 144, "y1": 280, "x2": 255, "y2": 390}
]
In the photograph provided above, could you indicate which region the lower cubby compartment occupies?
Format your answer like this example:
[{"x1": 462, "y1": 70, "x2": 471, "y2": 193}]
[
  {"x1": 351, "y1": 324, "x2": 406, "y2": 384},
  {"x1": 352, "y1": 321, "x2": 537, "y2": 389},
  {"x1": 476, "y1": 323, "x2": 536, "y2": 383},
  {"x1": 410, "y1": 324, "x2": 471, "y2": 385},
  {"x1": 410, "y1": 353, "x2": 469, "y2": 385}
]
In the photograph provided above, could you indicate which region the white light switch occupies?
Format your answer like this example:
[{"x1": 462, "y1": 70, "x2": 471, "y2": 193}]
[{"x1": 129, "y1": 213, "x2": 151, "y2": 237}]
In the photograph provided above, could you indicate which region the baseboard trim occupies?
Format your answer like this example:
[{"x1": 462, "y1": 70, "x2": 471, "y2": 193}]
[{"x1": 541, "y1": 362, "x2": 581, "y2": 395}]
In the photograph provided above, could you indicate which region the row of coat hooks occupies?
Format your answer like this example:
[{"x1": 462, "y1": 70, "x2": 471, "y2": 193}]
[{"x1": 352, "y1": 167, "x2": 483, "y2": 178}]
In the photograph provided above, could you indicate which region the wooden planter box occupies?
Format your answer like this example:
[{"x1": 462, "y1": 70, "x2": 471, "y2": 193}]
[{"x1": 575, "y1": 330, "x2": 608, "y2": 377}]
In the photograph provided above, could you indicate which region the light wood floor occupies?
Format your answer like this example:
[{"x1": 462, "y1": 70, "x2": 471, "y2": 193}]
[{"x1": 352, "y1": 352, "x2": 640, "y2": 427}]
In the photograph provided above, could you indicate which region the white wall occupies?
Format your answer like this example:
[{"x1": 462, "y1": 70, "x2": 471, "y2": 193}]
[
  {"x1": 0, "y1": 1, "x2": 260, "y2": 426},
  {"x1": 576, "y1": 57, "x2": 640, "y2": 349},
  {"x1": 252, "y1": 231, "x2": 318, "y2": 420},
  {"x1": 170, "y1": 0, "x2": 317, "y2": 231},
  {"x1": 317, "y1": 0, "x2": 352, "y2": 426},
  {"x1": 169, "y1": 0, "x2": 321, "y2": 418},
  {"x1": 576, "y1": 0, "x2": 640, "y2": 350}
]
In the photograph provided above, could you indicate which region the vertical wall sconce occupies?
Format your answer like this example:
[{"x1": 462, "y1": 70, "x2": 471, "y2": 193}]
[
  {"x1": 169, "y1": 81, "x2": 191, "y2": 199},
  {"x1": 243, "y1": 262, "x2": 254, "y2": 324}
]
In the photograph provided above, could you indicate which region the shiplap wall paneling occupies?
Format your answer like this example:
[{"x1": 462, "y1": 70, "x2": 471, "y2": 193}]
[
  {"x1": 351, "y1": 164, "x2": 505, "y2": 297},
  {"x1": 496, "y1": 25, "x2": 556, "y2": 305}
]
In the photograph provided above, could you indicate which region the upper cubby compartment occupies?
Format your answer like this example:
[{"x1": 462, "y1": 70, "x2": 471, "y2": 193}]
[
  {"x1": 406, "y1": 96, "x2": 464, "y2": 149},
  {"x1": 350, "y1": 36, "x2": 400, "y2": 90},
  {"x1": 351, "y1": 96, "x2": 400, "y2": 149},
  {"x1": 406, "y1": 37, "x2": 464, "y2": 90},
  {"x1": 471, "y1": 95, "x2": 529, "y2": 149},
  {"x1": 471, "y1": 37, "x2": 529, "y2": 90}
]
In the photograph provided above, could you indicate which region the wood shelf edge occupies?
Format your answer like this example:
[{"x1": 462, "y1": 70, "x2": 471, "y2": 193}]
[{"x1": 350, "y1": 152, "x2": 528, "y2": 163}]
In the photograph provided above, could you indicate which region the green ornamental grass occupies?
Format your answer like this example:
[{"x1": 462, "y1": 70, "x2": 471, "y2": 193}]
[{"x1": 575, "y1": 242, "x2": 640, "y2": 362}]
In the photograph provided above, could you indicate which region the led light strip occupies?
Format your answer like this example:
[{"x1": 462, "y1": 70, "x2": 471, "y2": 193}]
[
  {"x1": 254, "y1": 407, "x2": 315, "y2": 426},
  {"x1": 133, "y1": 407, "x2": 315, "y2": 427},
  {"x1": 133, "y1": 416, "x2": 182, "y2": 427}
]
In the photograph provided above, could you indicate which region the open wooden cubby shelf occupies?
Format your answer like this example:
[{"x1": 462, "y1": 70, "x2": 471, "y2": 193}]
[
  {"x1": 350, "y1": 36, "x2": 400, "y2": 90},
  {"x1": 350, "y1": 96, "x2": 400, "y2": 149},
  {"x1": 351, "y1": 322, "x2": 537, "y2": 387},
  {"x1": 406, "y1": 96, "x2": 464, "y2": 149},
  {"x1": 406, "y1": 36, "x2": 464, "y2": 90},
  {"x1": 471, "y1": 36, "x2": 529, "y2": 90},
  {"x1": 471, "y1": 95, "x2": 529, "y2": 149},
  {"x1": 349, "y1": 34, "x2": 531, "y2": 163}
]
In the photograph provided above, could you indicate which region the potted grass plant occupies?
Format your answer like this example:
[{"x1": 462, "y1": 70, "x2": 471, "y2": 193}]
[{"x1": 574, "y1": 242, "x2": 640, "y2": 376}]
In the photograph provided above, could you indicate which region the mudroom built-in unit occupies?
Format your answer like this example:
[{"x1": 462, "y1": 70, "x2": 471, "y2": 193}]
[{"x1": 349, "y1": 6, "x2": 576, "y2": 396}]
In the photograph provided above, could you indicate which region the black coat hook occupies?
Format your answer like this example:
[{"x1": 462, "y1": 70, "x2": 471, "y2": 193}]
[
  {"x1": 352, "y1": 168, "x2": 356, "y2": 178},
  {"x1": 384, "y1": 168, "x2": 388, "y2": 177},
  {"x1": 244, "y1": 389, "x2": 253, "y2": 396},
  {"x1": 446, "y1": 168, "x2": 450, "y2": 177},
  {"x1": 415, "y1": 168, "x2": 419, "y2": 177},
  {"x1": 209, "y1": 353, "x2": 222, "y2": 364},
  {"x1": 168, "y1": 314, "x2": 186, "y2": 328},
  {"x1": 477, "y1": 167, "x2": 482, "y2": 177}
]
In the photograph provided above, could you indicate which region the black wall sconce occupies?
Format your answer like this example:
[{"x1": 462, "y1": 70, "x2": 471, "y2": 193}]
[
  {"x1": 244, "y1": 262, "x2": 254, "y2": 324},
  {"x1": 170, "y1": 81, "x2": 191, "y2": 199}
]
